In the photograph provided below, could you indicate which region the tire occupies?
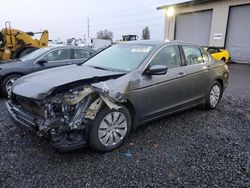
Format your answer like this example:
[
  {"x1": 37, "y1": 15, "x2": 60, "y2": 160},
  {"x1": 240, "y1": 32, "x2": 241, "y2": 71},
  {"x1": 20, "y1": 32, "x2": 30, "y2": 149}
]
[
  {"x1": 204, "y1": 81, "x2": 222, "y2": 110},
  {"x1": 0, "y1": 74, "x2": 21, "y2": 97},
  {"x1": 89, "y1": 105, "x2": 131, "y2": 152}
]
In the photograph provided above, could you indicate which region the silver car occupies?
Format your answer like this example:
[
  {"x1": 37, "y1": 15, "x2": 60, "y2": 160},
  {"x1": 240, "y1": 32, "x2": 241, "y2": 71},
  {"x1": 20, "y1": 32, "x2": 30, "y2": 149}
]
[{"x1": 6, "y1": 41, "x2": 229, "y2": 152}]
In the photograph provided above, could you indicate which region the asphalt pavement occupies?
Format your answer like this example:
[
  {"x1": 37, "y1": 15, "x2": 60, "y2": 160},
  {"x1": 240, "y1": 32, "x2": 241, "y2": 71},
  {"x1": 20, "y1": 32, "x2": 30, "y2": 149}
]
[{"x1": 225, "y1": 63, "x2": 250, "y2": 97}]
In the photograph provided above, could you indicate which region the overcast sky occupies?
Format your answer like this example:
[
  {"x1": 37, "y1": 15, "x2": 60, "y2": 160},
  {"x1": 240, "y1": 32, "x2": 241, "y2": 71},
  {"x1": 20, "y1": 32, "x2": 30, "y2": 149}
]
[{"x1": 0, "y1": 0, "x2": 187, "y2": 41}]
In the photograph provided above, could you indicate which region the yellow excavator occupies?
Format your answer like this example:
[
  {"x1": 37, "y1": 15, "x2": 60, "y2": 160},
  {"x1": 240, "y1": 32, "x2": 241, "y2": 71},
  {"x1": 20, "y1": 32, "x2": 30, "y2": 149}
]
[{"x1": 0, "y1": 21, "x2": 48, "y2": 62}]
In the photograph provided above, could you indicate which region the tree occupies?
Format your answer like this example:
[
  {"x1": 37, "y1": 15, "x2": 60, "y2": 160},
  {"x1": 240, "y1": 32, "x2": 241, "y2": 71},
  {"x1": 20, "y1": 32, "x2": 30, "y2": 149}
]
[
  {"x1": 96, "y1": 30, "x2": 113, "y2": 40},
  {"x1": 142, "y1": 26, "x2": 150, "y2": 40}
]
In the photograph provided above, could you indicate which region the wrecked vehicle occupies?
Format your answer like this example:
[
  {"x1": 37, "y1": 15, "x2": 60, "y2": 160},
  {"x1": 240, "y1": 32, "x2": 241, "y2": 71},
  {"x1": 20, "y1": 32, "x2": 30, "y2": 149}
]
[{"x1": 6, "y1": 41, "x2": 229, "y2": 152}]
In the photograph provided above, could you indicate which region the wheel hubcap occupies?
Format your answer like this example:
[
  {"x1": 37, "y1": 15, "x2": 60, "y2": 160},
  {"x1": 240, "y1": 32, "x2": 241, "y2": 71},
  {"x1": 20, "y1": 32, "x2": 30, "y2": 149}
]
[
  {"x1": 98, "y1": 111, "x2": 127, "y2": 147},
  {"x1": 6, "y1": 77, "x2": 18, "y2": 96},
  {"x1": 210, "y1": 85, "x2": 220, "y2": 107}
]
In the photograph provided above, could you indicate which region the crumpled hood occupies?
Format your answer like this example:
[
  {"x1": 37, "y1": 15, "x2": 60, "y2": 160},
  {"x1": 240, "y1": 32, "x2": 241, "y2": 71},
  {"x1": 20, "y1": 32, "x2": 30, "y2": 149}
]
[{"x1": 12, "y1": 64, "x2": 125, "y2": 100}]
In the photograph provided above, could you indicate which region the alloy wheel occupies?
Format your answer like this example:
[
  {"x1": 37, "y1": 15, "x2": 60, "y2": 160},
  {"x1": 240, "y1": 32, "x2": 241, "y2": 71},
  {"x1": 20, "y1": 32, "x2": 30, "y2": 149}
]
[
  {"x1": 209, "y1": 85, "x2": 221, "y2": 108},
  {"x1": 98, "y1": 111, "x2": 128, "y2": 147},
  {"x1": 6, "y1": 77, "x2": 18, "y2": 96}
]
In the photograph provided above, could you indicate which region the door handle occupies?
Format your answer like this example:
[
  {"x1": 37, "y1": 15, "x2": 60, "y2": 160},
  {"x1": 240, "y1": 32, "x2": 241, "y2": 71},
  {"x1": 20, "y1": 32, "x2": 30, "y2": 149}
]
[{"x1": 177, "y1": 72, "x2": 185, "y2": 77}]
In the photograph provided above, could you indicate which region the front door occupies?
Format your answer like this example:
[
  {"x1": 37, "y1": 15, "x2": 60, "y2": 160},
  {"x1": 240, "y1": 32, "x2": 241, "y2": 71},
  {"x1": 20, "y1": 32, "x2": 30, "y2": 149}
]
[
  {"x1": 32, "y1": 48, "x2": 73, "y2": 71},
  {"x1": 129, "y1": 45, "x2": 187, "y2": 122}
]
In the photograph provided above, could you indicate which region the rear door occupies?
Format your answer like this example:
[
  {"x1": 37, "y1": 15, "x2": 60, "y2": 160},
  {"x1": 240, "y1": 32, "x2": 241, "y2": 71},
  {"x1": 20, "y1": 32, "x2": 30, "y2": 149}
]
[
  {"x1": 32, "y1": 48, "x2": 72, "y2": 71},
  {"x1": 73, "y1": 48, "x2": 95, "y2": 64},
  {"x1": 179, "y1": 45, "x2": 211, "y2": 103}
]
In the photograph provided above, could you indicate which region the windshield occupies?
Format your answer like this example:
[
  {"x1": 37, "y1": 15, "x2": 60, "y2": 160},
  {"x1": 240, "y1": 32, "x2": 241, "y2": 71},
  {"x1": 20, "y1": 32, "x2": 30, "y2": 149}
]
[
  {"x1": 85, "y1": 44, "x2": 154, "y2": 72},
  {"x1": 19, "y1": 47, "x2": 52, "y2": 61}
]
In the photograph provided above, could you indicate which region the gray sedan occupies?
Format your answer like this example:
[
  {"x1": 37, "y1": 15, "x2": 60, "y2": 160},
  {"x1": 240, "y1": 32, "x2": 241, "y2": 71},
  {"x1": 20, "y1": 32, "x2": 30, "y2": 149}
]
[
  {"x1": 0, "y1": 46, "x2": 96, "y2": 97},
  {"x1": 6, "y1": 41, "x2": 229, "y2": 152}
]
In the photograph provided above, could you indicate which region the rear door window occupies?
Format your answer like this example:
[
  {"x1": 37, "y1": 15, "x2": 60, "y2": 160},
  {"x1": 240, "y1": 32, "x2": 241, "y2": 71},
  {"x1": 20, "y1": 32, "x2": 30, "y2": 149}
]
[
  {"x1": 182, "y1": 46, "x2": 204, "y2": 65},
  {"x1": 74, "y1": 49, "x2": 93, "y2": 59}
]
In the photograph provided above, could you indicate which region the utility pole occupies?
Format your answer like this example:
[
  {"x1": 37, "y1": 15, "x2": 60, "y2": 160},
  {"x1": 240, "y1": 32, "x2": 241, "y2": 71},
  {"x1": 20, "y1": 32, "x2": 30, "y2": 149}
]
[{"x1": 87, "y1": 16, "x2": 90, "y2": 38}]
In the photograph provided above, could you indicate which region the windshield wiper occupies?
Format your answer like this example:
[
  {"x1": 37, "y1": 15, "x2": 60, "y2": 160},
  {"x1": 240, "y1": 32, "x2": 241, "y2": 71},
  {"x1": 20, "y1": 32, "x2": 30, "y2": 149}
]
[
  {"x1": 90, "y1": 66, "x2": 110, "y2": 71},
  {"x1": 79, "y1": 64, "x2": 127, "y2": 73},
  {"x1": 77, "y1": 59, "x2": 88, "y2": 66}
]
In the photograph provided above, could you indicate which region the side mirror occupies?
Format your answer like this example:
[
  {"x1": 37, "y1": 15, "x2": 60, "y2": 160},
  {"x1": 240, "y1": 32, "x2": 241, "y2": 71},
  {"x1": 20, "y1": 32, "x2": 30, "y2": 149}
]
[
  {"x1": 37, "y1": 59, "x2": 47, "y2": 65},
  {"x1": 144, "y1": 65, "x2": 168, "y2": 76}
]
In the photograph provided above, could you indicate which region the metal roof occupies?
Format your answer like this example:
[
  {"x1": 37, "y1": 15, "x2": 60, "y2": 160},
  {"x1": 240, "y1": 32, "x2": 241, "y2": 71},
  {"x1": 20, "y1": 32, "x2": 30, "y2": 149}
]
[{"x1": 157, "y1": 0, "x2": 217, "y2": 10}]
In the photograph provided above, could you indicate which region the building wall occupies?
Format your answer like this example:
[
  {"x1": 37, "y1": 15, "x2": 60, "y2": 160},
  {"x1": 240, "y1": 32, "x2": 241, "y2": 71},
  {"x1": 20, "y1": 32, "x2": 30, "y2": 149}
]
[{"x1": 164, "y1": 0, "x2": 250, "y2": 47}]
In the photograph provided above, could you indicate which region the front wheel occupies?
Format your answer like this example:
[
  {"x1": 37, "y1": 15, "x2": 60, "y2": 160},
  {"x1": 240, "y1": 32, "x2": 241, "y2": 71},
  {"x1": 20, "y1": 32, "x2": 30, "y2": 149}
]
[
  {"x1": 89, "y1": 105, "x2": 131, "y2": 152},
  {"x1": 0, "y1": 74, "x2": 21, "y2": 97},
  {"x1": 204, "y1": 81, "x2": 222, "y2": 109}
]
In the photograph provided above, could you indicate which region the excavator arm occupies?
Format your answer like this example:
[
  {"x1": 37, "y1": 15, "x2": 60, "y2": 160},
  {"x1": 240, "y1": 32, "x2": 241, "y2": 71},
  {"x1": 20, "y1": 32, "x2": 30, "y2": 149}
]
[
  {"x1": 0, "y1": 21, "x2": 48, "y2": 61},
  {"x1": 14, "y1": 30, "x2": 48, "y2": 47}
]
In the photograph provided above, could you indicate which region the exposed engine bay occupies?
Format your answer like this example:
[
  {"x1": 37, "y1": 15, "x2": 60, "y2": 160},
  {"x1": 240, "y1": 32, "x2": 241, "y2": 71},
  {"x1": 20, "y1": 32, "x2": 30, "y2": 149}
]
[{"x1": 42, "y1": 86, "x2": 122, "y2": 131}]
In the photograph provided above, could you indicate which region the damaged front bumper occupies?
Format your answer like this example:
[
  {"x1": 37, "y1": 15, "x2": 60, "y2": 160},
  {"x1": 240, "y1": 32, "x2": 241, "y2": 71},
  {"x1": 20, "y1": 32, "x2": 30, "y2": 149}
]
[
  {"x1": 6, "y1": 101, "x2": 88, "y2": 152},
  {"x1": 6, "y1": 101, "x2": 39, "y2": 132}
]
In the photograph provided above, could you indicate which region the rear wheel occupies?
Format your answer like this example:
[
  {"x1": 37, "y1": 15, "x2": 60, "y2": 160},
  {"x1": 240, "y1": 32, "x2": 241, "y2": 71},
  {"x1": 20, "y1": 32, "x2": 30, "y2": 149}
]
[
  {"x1": 0, "y1": 74, "x2": 21, "y2": 97},
  {"x1": 89, "y1": 105, "x2": 131, "y2": 152},
  {"x1": 204, "y1": 81, "x2": 222, "y2": 109}
]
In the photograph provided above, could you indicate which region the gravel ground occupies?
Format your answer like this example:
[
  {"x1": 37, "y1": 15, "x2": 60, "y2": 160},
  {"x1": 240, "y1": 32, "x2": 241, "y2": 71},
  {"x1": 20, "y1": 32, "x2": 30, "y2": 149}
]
[{"x1": 0, "y1": 65, "x2": 250, "y2": 187}]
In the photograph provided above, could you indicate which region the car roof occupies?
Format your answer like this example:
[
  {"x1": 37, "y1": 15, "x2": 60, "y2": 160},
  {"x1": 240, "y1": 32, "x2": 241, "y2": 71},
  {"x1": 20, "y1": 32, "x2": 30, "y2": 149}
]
[
  {"x1": 119, "y1": 40, "x2": 202, "y2": 48},
  {"x1": 47, "y1": 45, "x2": 96, "y2": 52}
]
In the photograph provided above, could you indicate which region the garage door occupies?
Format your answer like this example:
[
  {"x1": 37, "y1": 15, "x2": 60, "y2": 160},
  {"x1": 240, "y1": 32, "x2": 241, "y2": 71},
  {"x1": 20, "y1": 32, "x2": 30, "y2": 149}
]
[
  {"x1": 175, "y1": 10, "x2": 212, "y2": 46},
  {"x1": 226, "y1": 5, "x2": 250, "y2": 63}
]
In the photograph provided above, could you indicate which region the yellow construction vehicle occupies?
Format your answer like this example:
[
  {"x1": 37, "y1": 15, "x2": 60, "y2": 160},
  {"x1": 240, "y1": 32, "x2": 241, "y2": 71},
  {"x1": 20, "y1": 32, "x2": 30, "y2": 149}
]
[{"x1": 0, "y1": 21, "x2": 48, "y2": 61}]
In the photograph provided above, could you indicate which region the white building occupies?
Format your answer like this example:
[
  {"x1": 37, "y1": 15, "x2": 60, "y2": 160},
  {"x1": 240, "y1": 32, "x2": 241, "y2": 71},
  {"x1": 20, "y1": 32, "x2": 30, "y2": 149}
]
[{"x1": 157, "y1": 0, "x2": 250, "y2": 63}]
